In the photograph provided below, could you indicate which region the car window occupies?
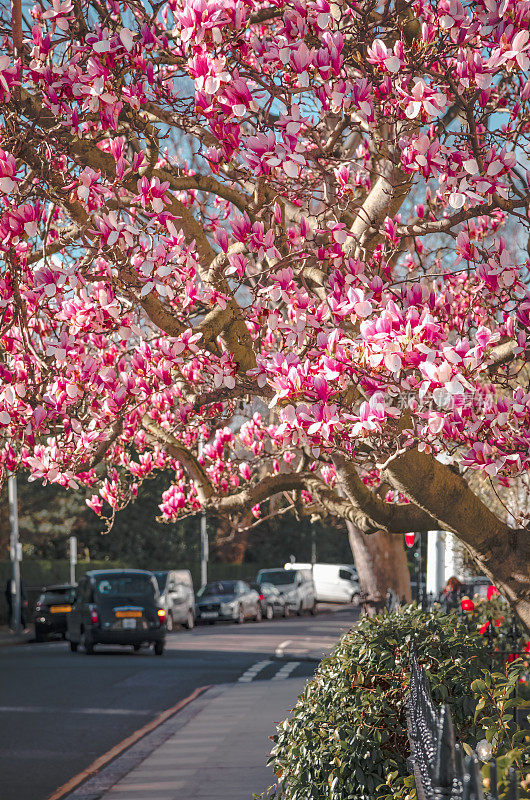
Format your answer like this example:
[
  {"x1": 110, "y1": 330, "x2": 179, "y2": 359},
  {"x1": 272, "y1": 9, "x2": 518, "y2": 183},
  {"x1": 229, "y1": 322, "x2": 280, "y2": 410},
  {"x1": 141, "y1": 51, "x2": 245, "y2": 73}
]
[
  {"x1": 197, "y1": 581, "x2": 237, "y2": 597},
  {"x1": 153, "y1": 572, "x2": 168, "y2": 592},
  {"x1": 339, "y1": 569, "x2": 353, "y2": 581},
  {"x1": 39, "y1": 589, "x2": 76, "y2": 605},
  {"x1": 257, "y1": 570, "x2": 296, "y2": 586},
  {"x1": 94, "y1": 574, "x2": 155, "y2": 599}
]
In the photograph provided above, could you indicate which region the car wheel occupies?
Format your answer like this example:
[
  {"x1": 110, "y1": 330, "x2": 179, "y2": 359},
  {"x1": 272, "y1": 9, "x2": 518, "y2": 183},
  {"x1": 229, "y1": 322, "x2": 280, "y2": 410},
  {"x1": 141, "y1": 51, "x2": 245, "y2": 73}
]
[
  {"x1": 235, "y1": 605, "x2": 245, "y2": 624},
  {"x1": 82, "y1": 632, "x2": 94, "y2": 655},
  {"x1": 310, "y1": 602, "x2": 318, "y2": 616},
  {"x1": 154, "y1": 641, "x2": 164, "y2": 655},
  {"x1": 283, "y1": 605, "x2": 290, "y2": 618},
  {"x1": 254, "y1": 604, "x2": 262, "y2": 622},
  {"x1": 351, "y1": 592, "x2": 360, "y2": 607},
  {"x1": 35, "y1": 627, "x2": 45, "y2": 643},
  {"x1": 297, "y1": 602, "x2": 303, "y2": 616},
  {"x1": 184, "y1": 610, "x2": 195, "y2": 630},
  {"x1": 133, "y1": 644, "x2": 141, "y2": 652},
  {"x1": 166, "y1": 612, "x2": 174, "y2": 632},
  {"x1": 69, "y1": 640, "x2": 78, "y2": 652},
  {"x1": 265, "y1": 604, "x2": 274, "y2": 621}
]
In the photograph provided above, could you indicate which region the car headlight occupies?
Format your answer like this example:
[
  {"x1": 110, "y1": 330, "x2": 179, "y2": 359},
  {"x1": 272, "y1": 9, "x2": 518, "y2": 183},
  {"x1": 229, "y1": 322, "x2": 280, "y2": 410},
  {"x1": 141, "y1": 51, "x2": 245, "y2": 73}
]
[{"x1": 221, "y1": 601, "x2": 237, "y2": 613}]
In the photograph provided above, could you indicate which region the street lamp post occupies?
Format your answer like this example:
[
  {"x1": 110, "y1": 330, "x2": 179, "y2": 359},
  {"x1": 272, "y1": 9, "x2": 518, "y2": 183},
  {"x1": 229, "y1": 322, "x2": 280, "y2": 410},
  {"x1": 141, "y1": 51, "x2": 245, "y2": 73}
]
[
  {"x1": 311, "y1": 524, "x2": 317, "y2": 565},
  {"x1": 69, "y1": 535, "x2": 77, "y2": 585},
  {"x1": 8, "y1": 475, "x2": 21, "y2": 634},
  {"x1": 416, "y1": 534, "x2": 423, "y2": 605},
  {"x1": 198, "y1": 433, "x2": 208, "y2": 587}
]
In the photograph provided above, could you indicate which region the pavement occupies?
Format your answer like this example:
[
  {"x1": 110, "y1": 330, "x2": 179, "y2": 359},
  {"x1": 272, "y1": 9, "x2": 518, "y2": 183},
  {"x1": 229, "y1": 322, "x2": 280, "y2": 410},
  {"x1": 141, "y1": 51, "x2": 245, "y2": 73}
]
[
  {"x1": 1, "y1": 605, "x2": 358, "y2": 800},
  {"x1": 65, "y1": 678, "x2": 306, "y2": 800},
  {"x1": 0, "y1": 625, "x2": 32, "y2": 647}
]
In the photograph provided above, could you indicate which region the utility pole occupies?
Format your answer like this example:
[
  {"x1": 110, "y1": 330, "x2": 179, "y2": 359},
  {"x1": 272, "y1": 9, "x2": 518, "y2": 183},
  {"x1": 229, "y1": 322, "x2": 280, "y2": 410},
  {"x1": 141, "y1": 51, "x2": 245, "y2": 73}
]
[
  {"x1": 198, "y1": 433, "x2": 208, "y2": 587},
  {"x1": 8, "y1": 475, "x2": 21, "y2": 634},
  {"x1": 311, "y1": 524, "x2": 317, "y2": 565},
  {"x1": 416, "y1": 534, "x2": 423, "y2": 605},
  {"x1": 69, "y1": 535, "x2": 77, "y2": 585}
]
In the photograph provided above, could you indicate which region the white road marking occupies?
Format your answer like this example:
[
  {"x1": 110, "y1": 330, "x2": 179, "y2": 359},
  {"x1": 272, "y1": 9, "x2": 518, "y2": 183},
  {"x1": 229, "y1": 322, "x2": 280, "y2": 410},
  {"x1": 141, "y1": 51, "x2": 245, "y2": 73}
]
[
  {"x1": 272, "y1": 661, "x2": 300, "y2": 681},
  {"x1": 274, "y1": 639, "x2": 291, "y2": 657},
  {"x1": 238, "y1": 659, "x2": 273, "y2": 683}
]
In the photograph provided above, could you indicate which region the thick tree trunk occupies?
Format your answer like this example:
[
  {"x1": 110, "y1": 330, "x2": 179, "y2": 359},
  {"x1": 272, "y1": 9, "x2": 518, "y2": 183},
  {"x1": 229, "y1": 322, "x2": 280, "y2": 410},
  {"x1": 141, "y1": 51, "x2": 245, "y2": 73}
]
[
  {"x1": 387, "y1": 448, "x2": 530, "y2": 632},
  {"x1": 212, "y1": 514, "x2": 250, "y2": 563},
  {"x1": 346, "y1": 522, "x2": 411, "y2": 616}
]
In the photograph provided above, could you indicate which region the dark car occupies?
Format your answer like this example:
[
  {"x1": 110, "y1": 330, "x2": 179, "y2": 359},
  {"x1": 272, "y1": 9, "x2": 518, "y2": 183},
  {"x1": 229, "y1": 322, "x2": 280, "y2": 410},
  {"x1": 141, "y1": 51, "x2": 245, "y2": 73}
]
[
  {"x1": 250, "y1": 582, "x2": 289, "y2": 620},
  {"x1": 34, "y1": 584, "x2": 76, "y2": 642},
  {"x1": 67, "y1": 570, "x2": 166, "y2": 655},
  {"x1": 195, "y1": 580, "x2": 261, "y2": 624}
]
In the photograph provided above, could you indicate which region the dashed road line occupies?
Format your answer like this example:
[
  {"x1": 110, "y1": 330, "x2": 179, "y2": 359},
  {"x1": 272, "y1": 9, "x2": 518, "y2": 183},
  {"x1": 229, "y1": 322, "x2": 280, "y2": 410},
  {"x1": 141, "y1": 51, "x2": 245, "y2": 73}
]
[
  {"x1": 238, "y1": 659, "x2": 273, "y2": 682},
  {"x1": 272, "y1": 661, "x2": 300, "y2": 681}
]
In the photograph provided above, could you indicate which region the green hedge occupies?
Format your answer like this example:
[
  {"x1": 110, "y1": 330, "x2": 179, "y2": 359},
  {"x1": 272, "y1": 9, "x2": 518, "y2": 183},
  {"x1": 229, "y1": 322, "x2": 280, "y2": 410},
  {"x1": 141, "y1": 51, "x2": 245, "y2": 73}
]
[{"x1": 270, "y1": 605, "x2": 495, "y2": 800}]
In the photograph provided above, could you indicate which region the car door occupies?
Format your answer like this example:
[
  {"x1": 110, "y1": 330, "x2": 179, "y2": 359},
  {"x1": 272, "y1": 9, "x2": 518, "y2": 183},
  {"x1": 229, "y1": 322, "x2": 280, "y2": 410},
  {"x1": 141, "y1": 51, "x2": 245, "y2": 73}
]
[
  {"x1": 68, "y1": 579, "x2": 84, "y2": 641},
  {"x1": 301, "y1": 571, "x2": 314, "y2": 608},
  {"x1": 339, "y1": 568, "x2": 357, "y2": 601},
  {"x1": 165, "y1": 572, "x2": 178, "y2": 620},
  {"x1": 170, "y1": 574, "x2": 187, "y2": 623},
  {"x1": 239, "y1": 582, "x2": 252, "y2": 617}
]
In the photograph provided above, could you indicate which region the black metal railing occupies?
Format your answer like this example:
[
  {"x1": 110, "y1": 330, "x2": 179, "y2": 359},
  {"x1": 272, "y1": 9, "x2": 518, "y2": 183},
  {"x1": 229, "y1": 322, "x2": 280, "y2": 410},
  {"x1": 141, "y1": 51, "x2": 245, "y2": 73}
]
[{"x1": 406, "y1": 645, "x2": 520, "y2": 800}]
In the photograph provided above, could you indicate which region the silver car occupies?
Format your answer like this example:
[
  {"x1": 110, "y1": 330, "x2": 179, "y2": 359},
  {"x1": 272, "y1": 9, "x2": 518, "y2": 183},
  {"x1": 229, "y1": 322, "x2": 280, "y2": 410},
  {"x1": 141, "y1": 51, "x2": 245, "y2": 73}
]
[
  {"x1": 195, "y1": 580, "x2": 261, "y2": 624},
  {"x1": 256, "y1": 568, "x2": 316, "y2": 615},
  {"x1": 153, "y1": 570, "x2": 195, "y2": 631}
]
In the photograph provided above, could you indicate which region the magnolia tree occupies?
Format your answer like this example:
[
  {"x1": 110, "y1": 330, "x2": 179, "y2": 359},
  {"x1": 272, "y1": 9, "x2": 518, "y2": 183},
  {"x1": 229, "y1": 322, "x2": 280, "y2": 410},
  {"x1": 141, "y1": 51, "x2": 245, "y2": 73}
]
[{"x1": 1, "y1": 0, "x2": 530, "y2": 624}]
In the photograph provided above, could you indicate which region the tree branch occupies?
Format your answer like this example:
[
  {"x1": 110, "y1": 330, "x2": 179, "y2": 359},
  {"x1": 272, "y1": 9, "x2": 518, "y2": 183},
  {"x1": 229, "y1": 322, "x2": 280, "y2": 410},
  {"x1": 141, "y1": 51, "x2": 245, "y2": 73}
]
[{"x1": 142, "y1": 417, "x2": 215, "y2": 504}]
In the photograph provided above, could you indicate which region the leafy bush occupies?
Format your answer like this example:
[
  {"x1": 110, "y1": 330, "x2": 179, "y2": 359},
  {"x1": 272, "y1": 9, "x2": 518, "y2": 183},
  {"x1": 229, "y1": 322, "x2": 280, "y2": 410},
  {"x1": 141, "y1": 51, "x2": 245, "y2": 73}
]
[
  {"x1": 471, "y1": 660, "x2": 530, "y2": 799},
  {"x1": 458, "y1": 587, "x2": 530, "y2": 658},
  {"x1": 269, "y1": 605, "x2": 528, "y2": 800}
]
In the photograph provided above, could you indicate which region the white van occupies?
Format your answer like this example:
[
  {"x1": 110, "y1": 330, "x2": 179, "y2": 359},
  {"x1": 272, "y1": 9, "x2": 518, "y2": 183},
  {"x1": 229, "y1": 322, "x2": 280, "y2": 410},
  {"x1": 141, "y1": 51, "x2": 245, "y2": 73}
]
[{"x1": 284, "y1": 563, "x2": 360, "y2": 604}]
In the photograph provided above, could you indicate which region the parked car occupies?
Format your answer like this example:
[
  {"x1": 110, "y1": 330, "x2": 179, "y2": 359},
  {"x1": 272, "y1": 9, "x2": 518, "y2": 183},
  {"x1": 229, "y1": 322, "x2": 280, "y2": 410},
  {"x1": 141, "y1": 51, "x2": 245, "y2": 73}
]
[
  {"x1": 152, "y1": 570, "x2": 195, "y2": 631},
  {"x1": 284, "y1": 562, "x2": 360, "y2": 604},
  {"x1": 195, "y1": 580, "x2": 261, "y2": 624},
  {"x1": 256, "y1": 568, "x2": 316, "y2": 615},
  {"x1": 250, "y1": 581, "x2": 289, "y2": 620},
  {"x1": 34, "y1": 584, "x2": 76, "y2": 642},
  {"x1": 67, "y1": 569, "x2": 166, "y2": 655}
]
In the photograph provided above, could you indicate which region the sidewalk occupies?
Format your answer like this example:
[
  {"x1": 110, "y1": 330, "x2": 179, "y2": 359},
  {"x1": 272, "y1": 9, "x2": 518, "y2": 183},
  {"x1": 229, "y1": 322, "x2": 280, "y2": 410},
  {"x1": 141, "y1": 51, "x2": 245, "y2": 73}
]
[
  {"x1": 69, "y1": 678, "x2": 306, "y2": 800},
  {"x1": 0, "y1": 625, "x2": 32, "y2": 648}
]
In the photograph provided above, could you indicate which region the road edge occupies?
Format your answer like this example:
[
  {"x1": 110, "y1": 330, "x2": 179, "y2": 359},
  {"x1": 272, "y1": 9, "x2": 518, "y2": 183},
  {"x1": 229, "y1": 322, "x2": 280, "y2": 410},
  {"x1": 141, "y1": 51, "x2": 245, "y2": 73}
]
[{"x1": 47, "y1": 684, "x2": 214, "y2": 800}]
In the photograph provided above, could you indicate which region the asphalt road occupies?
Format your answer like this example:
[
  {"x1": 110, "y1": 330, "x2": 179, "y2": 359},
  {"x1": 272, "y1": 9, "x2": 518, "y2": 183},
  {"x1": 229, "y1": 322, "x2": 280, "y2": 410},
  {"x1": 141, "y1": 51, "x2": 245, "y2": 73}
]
[{"x1": 0, "y1": 605, "x2": 358, "y2": 800}]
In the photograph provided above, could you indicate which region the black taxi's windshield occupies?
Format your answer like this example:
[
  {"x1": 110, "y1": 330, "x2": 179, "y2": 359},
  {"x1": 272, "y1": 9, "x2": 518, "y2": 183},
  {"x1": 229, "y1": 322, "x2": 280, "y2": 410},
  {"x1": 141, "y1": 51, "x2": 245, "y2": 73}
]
[{"x1": 95, "y1": 574, "x2": 155, "y2": 599}]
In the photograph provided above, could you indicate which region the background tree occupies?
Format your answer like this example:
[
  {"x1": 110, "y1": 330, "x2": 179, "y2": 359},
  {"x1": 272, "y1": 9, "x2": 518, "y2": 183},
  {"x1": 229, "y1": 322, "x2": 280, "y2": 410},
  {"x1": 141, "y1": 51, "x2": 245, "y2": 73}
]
[{"x1": 1, "y1": 0, "x2": 529, "y2": 625}]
